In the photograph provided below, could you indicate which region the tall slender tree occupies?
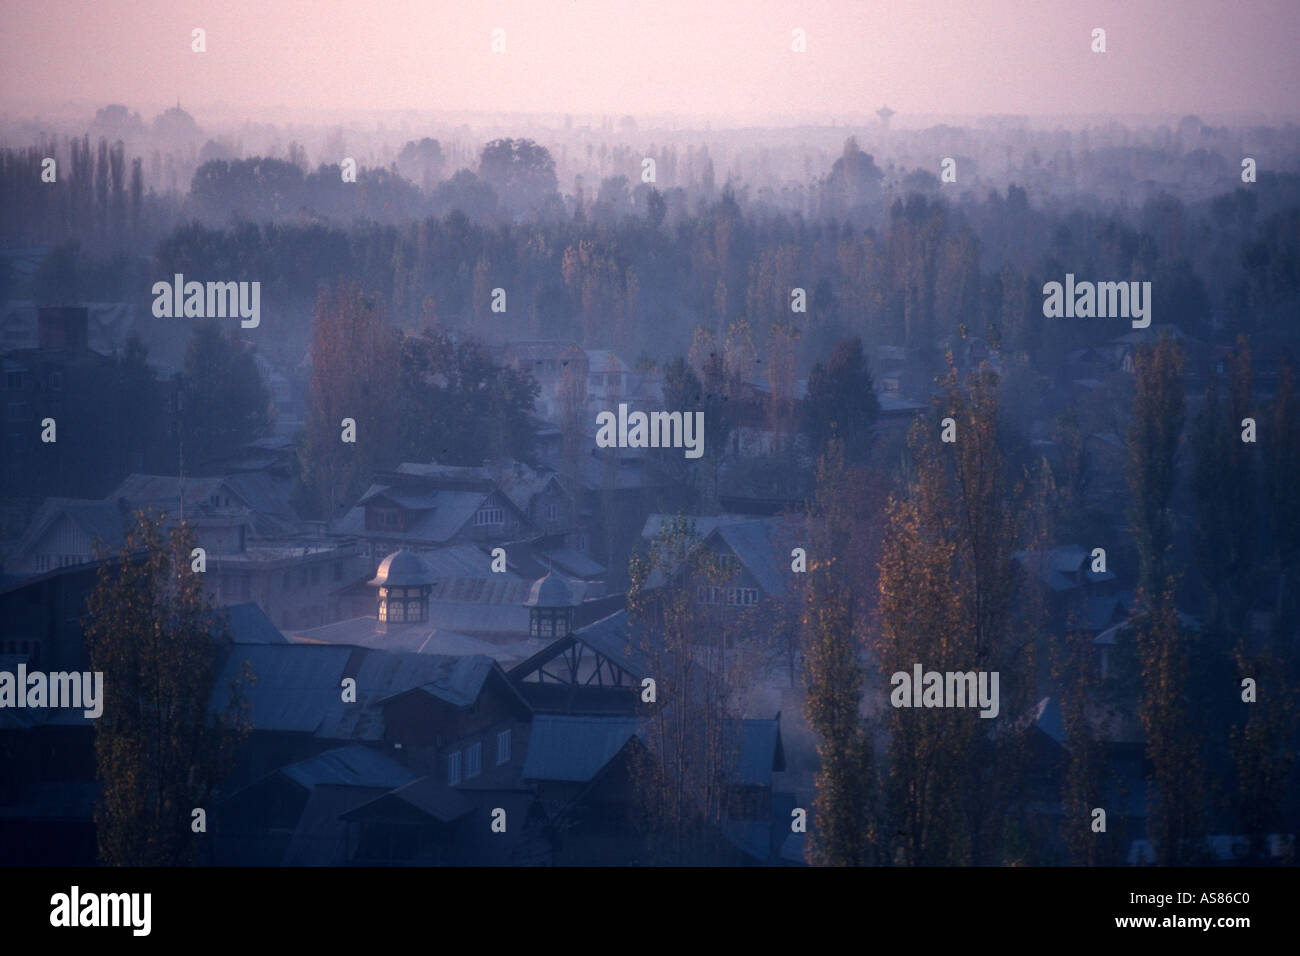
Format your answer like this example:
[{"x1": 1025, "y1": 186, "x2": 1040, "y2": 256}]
[
  {"x1": 802, "y1": 440, "x2": 878, "y2": 865},
  {"x1": 84, "y1": 513, "x2": 249, "y2": 865}
]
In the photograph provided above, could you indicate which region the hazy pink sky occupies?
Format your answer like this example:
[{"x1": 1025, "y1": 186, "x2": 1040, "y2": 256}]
[{"x1": 2, "y1": 0, "x2": 1297, "y2": 121}]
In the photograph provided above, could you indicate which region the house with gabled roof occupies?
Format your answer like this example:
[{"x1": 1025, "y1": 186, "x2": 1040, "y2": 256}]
[{"x1": 331, "y1": 464, "x2": 535, "y2": 557}]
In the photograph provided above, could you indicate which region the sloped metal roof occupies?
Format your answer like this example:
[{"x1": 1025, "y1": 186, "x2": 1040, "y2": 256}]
[
  {"x1": 725, "y1": 717, "x2": 785, "y2": 787},
  {"x1": 224, "y1": 602, "x2": 289, "y2": 644},
  {"x1": 209, "y1": 643, "x2": 355, "y2": 735},
  {"x1": 522, "y1": 715, "x2": 638, "y2": 782},
  {"x1": 281, "y1": 744, "x2": 416, "y2": 791}
]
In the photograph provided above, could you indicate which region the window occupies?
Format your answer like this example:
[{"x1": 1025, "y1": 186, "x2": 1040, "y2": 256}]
[
  {"x1": 474, "y1": 507, "x2": 504, "y2": 527},
  {"x1": 544, "y1": 503, "x2": 559, "y2": 522},
  {"x1": 496, "y1": 729, "x2": 511, "y2": 766},
  {"x1": 466, "y1": 742, "x2": 482, "y2": 779},
  {"x1": 697, "y1": 585, "x2": 727, "y2": 606},
  {"x1": 447, "y1": 750, "x2": 462, "y2": 786},
  {"x1": 727, "y1": 587, "x2": 759, "y2": 608}
]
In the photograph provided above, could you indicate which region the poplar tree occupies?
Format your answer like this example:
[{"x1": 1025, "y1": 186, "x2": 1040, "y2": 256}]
[
  {"x1": 802, "y1": 440, "x2": 878, "y2": 865},
  {"x1": 1126, "y1": 337, "x2": 1185, "y2": 597},
  {"x1": 1134, "y1": 587, "x2": 1205, "y2": 864},
  {"x1": 299, "y1": 281, "x2": 401, "y2": 518},
  {"x1": 875, "y1": 363, "x2": 1032, "y2": 864},
  {"x1": 627, "y1": 516, "x2": 746, "y2": 864},
  {"x1": 84, "y1": 513, "x2": 249, "y2": 866}
]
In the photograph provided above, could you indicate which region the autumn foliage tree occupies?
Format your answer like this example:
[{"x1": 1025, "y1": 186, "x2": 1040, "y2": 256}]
[
  {"x1": 874, "y1": 362, "x2": 1033, "y2": 865},
  {"x1": 299, "y1": 281, "x2": 402, "y2": 519},
  {"x1": 802, "y1": 440, "x2": 879, "y2": 865},
  {"x1": 627, "y1": 516, "x2": 748, "y2": 864},
  {"x1": 1126, "y1": 337, "x2": 1185, "y2": 596},
  {"x1": 83, "y1": 513, "x2": 249, "y2": 866}
]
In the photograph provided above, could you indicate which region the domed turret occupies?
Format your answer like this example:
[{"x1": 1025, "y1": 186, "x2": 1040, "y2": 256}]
[
  {"x1": 525, "y1": 571, "x2": 579, "y2": 639},
  {"x1": 369, "y1": 550, "x2": 435, "y2": 627}
]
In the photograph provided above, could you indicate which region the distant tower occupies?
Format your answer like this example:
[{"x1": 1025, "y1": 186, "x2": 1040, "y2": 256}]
[
  {"x1": 524, "y1": 571, "x2": 580, "y2": 640},
  {"x1": 370, "y1": 550, "x2": 435, "y2": 631},
  {"x1": 877, "y1": 106, "x2": 895, "y2": 131}
]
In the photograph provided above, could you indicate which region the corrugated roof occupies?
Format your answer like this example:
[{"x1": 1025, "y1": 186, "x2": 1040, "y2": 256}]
[
  {"x1": 279, "y1": 785, "x2": 375, "y2": 866},
  {"x1": 209, "y1": 643, "x2": 355, "y2": 735},
  {"x1": 369, "y1": 653, "x2": 495, "y2": 709},
  {"x1": 545, "y1": 547, "x2": 605, "y2": 579},
  {"x1": 571, "y1": 611, "x2": 650, "y2": 677},
  {"x1": 224, "y1": 602, "x2": 288, "y2": 644},
  {"x1": 424, "y1": 601, "x2": 530, "y2": 635},
  {"x1": 432, "y1": 576, "x2": 533, "y2": 605},
  {"x1": 338, "y1": 488, "x2": 489, "y2": 544},
  {"x1": 726, "y1": 718, "x2": 784, "y2": 787},
  {"x1": 13, "y1": 497, "x2": 126, "y2": 560},
  {"x1": 640, "y1": 513, "x2": 752, "y2": 541},
  {"x1": 110, "y1": 473, "x2": 224, "y2": 507},
  {"x1": 420, "y1": 545, "x2": 506, "y2": 579},
  {"x1": 281, "y1": 744, "x2": 416, "y2": 791},
  {"x1": 522, "y1": 715, "x2": 638, "y2": 782},
  {"x1": 342, "y1": 774, "x2": 475, "y2": 823},
  {"x1": 714, "y1": 520, "x2": 791, "y2": 597}
]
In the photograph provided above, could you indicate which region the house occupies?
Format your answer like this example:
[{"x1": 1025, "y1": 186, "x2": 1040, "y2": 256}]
[
  {"x1": 101, "y1": 473, "x2": 366, "y2": 630},
  {"x1": 639, "y1": 514, "x2": 804, "y2": 621},
  {"x1": 339, "y1": 778, "x2": 550, "y2": 865},
  {"x1": 501, "y1": 340, "x2": 587, "y2": 423},
  {"x1": 213, "y1": 744, "x2": 418, "y2": 866},
  {"x1": 6, "y1": 497, "x2": 130, "y2": 575},
  {"x1": 331, "y1": 464, "x2": 536, "y2": 557},
  {"x1": 1013, "y1": 544, "x2": 1120, "y2": 634}
]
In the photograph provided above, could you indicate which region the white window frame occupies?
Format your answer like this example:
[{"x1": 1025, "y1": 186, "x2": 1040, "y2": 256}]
[
  {"x1": 474, "y1": 506, "x2": 504, "y2": 527},
  {"x1": 727, "y1": 587, "x2": 759, "y2": 608},
  {"x1": 447, "y1": 749, "x2": 462, "y2": 786},
  {"x1": 466, "y1": 741, "x2": 482, "y2": 779},
  {"x1": 496, "y1": 729, "x2": 511, "y2": 765}
]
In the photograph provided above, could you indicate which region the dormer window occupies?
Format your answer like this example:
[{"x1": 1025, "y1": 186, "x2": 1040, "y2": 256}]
[{"x1": 474, "y1": 507, "x2": 504, "y2": 527}]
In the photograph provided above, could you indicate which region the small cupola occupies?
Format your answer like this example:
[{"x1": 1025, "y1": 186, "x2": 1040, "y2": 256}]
[
  {"x1": 525, "y1": 571, "x2": 580, "y2": 639},
  {"x1": 369, "y1": 550, "x2": 435, "y2": 629}
]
